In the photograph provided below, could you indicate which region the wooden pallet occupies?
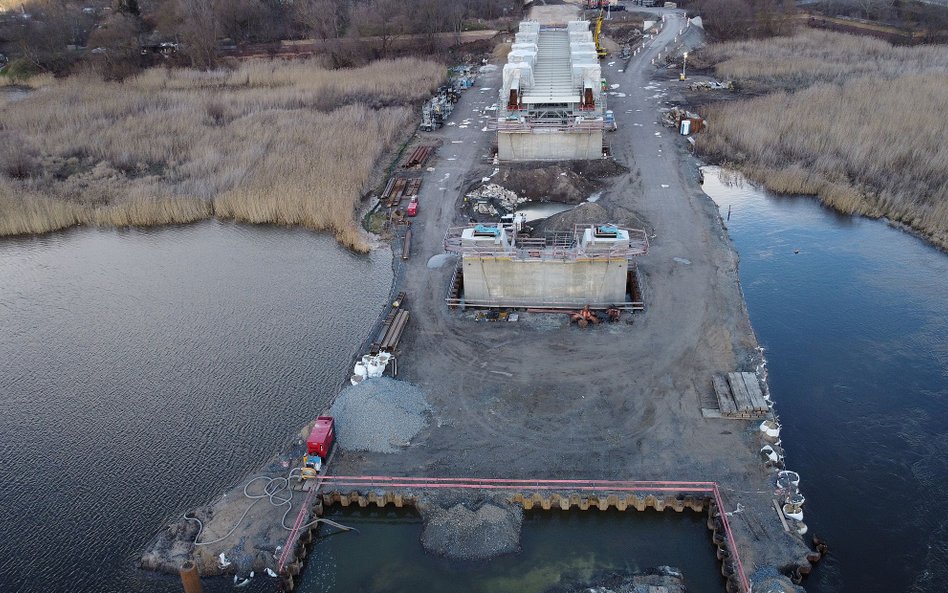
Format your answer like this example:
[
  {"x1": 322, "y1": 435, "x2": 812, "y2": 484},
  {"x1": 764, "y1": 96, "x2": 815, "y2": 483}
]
[{"x1": 710, "y1": 372, "x2": 770, "y2": 419}]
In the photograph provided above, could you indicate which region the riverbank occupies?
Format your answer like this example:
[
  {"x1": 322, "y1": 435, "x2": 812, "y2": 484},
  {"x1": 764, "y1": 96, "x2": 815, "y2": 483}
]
[
  {"x1": 0, "y1": 58, "x2": 445, "y2": 251},
  {"x1": 688, "y1": 30, "x2": 948, "y2": 250}
]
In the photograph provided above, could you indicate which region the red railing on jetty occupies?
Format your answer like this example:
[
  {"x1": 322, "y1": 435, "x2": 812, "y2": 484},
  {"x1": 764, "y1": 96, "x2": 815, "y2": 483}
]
[{"x1": 277, "y1": 476, "x2": 750, "y2": 593}]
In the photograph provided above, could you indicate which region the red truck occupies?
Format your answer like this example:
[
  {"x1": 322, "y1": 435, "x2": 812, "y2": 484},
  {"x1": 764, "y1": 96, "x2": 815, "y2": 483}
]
[{"x1": 406, "y1": 196, "x2": 419, "y2": 217}]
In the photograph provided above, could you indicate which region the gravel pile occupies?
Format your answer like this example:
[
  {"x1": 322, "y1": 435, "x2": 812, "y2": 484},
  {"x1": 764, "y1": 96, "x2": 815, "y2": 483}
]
[
  {"x1": 329, "y1": 377, "x2": 429, "y2": 454},
  {"x1": 531, "y1": 202, "x2": 610, "y2": 234},
  {"x1": 420, "y1": 501, "x2": 523, "y2": 560}
]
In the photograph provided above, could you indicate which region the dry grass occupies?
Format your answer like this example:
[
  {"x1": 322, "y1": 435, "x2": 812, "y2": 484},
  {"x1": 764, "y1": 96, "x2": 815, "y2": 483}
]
[
  {"x1": 0, "y1": 58, "x2": 446, "y2": 250},
  {"x1": 696, "y1": 31, "x2": 948, "y2": 249},
  {"x1": 701, "y1": 30, "x2": 948, "y2": 90}
]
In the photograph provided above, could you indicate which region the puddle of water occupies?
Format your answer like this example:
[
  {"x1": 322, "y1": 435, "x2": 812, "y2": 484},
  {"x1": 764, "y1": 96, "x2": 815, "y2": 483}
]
[{"x1": 516, "y1": 202, "x2": 575, "y2": 222}]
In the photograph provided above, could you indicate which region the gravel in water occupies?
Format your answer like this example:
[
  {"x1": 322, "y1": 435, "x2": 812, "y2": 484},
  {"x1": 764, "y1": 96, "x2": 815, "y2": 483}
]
[
  {"x1": 330, "y1": 377, "x2": 429, "y2": 453},
  {"x1": 420, "y1": 500, "x2": 523, "y2": 560}
]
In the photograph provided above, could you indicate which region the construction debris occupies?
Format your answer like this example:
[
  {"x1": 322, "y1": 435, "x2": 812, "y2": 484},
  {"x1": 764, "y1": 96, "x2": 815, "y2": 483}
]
[
  {"x1": 689, "y1": 80, "x2": 733, "y2": 91},
  {"x1": 450, "y1": 65, "x2": 476, "y2": 90},
  {"x1": 661, "y1": 106, "x2": 705, "y2": 135},
  {"x1": 465, "y1": 183, "x2": 527, "y2": 217}
]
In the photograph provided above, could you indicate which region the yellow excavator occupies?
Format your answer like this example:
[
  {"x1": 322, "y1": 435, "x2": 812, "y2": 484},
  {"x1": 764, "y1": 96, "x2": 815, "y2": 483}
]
[{"x1": 594, "y1": 7, "x2": 608, "y2": 59}]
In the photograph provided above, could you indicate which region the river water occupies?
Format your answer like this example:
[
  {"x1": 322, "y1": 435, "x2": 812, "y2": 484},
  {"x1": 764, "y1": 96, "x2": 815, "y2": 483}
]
[
  {"x1": 1, "y1": 168, "x2": 945, "y2": 593},
  {"x1": 700, "y1": 167, "x2": 947, "y2": 593},
  {"x1": 0, "y1": 222, "x2": 392, "y2": 593}
]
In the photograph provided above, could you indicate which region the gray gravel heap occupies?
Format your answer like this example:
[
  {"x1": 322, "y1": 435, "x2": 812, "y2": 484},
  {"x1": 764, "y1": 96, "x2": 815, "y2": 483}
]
[
  {"x1": 419, "y1": 500, "x2": 523, "y2": 560},
  {"x1": 329, "y1": 377, "x2": 429, "y2": 454}
]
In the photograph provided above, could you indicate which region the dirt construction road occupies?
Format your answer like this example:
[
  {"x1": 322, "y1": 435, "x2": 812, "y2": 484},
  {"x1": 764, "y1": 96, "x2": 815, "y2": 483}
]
[{"x1": 333, "y1": 9, "x2": 811, "y2": 580}]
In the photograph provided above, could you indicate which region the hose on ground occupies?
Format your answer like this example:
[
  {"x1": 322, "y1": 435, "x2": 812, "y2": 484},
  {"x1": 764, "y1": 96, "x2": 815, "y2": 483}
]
[{"x1": 184, "y1": 470, "x2": 356, "y2": 546}]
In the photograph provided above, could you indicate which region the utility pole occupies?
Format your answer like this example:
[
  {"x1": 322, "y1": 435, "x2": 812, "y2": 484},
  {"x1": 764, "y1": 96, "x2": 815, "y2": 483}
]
[{"x1": 680, "y1": 51, "x2": 688, "y2": 81}]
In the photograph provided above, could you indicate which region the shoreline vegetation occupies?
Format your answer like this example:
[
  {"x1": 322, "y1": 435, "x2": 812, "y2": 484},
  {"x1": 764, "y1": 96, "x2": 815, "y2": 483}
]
[
  {"x1": 0, "y1": 58, "x2": 446, "y2": 251},
  {"x1": 694, "y1": 30, "x2": 948, "y2": 250}
]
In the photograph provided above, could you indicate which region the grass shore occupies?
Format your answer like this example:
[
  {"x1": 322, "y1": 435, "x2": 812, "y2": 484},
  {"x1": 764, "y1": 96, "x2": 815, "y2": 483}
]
[
  {"x1": 695, "y1": 31, "x2": 948, "y2": 249},
  {"x1": 0, "y1": 58, "x2": 446, "y2": 251}
]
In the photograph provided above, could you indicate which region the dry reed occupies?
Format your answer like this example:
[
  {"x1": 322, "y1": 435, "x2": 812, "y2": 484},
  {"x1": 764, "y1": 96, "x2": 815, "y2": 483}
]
[
  {"x1": 696, "y1": 32, "x2": 948, "y2": 249},
  {"x1": 0, "y1": 57, "x2": 445, "y2": 249},
  {"x1": 702, "y1": 30, "x2": 948, "y2": 90}
]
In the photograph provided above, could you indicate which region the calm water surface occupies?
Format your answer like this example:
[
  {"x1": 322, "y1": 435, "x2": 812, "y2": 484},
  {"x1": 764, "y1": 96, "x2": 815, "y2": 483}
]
[
  {"x1": 298, "y1": 508, "x2": 723, "y2": 593},
  {"x1": 0, "y1": 222, "x2": 392, "y2": 593},
  {"x1": 702, "y1": 167, "x2": 947, "y2": 593}
]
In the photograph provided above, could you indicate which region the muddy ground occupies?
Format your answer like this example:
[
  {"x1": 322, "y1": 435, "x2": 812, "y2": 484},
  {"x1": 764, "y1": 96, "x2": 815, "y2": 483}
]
[{"x1": 497, "y1": 159, "x2": 627, "y2": 203}]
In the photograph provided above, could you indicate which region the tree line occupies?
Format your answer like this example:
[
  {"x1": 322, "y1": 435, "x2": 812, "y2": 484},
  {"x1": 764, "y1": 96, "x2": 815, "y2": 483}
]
[{"x1": 0, "y1": 0, "x2": 520, "y2": 78}]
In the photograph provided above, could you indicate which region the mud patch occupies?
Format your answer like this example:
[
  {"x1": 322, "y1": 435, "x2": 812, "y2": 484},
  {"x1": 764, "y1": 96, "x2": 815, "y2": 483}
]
[{"x1": 496, "y1": 160, "x2": 627, "y2": 204}]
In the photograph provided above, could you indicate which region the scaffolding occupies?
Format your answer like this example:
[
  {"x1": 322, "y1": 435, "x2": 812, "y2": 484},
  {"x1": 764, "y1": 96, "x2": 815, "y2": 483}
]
[
  {"x1": 500, "y1": 21, "x2": 605, "y2": 124},
  {"x1": 443, "y1": 223, "x2": 649, "y2": 260}
]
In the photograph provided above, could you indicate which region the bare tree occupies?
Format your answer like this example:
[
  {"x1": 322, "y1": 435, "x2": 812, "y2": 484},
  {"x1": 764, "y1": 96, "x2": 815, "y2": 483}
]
[
  {"x1": 216, "y1": 0, "x2": 283, "y2": 44},
  {"x1": 292, "y1": 0, "x2": 349, "y2": 40},
  {"x1": 351, "y1": 0, "x2": 404, "y2": 56},
  {"x1": 10, "y1": 1, "x2": 93, "y2": 74},
  {"x1": 175, "y1": 0, "x2": 221, "y2": 69},
  {"x1": 849, "y1": 0, "x2": 884, "y2": 19},
  {"x1": 699, "y1": 0, "x2": 755, "y2": 40},
  {"x1": 86, "y1": 12, "x2": 142, "y2": 79}
]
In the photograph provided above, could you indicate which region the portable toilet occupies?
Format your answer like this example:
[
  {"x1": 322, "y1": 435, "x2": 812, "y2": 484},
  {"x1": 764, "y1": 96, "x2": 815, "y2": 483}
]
[{"x1": 306, "y1": 416, "x2": 335, "y2": 458}]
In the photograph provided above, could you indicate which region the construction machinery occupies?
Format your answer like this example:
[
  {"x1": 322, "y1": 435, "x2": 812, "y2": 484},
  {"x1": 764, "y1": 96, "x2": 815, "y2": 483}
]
[{"x1": 594, "y1": 8, "x2": 608, "y2": 58}]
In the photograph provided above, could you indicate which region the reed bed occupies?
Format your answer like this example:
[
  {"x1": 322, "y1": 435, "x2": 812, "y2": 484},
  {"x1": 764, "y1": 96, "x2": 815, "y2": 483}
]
[
  {"x1": 696, "y1": 32, "x2": 948, "y2": 249},
  {"x1": 701, "y1": 30, "x2": 948, "y2": 90},
  {"x1": 0, "y1": 58, "x2": 445, "y2": 250}
]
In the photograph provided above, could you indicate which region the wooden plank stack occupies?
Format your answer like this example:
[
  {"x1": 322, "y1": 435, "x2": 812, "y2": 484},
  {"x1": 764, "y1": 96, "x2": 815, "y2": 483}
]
[{"x1": 711, "y1": 372, "x2": 770, "y2": 418}]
